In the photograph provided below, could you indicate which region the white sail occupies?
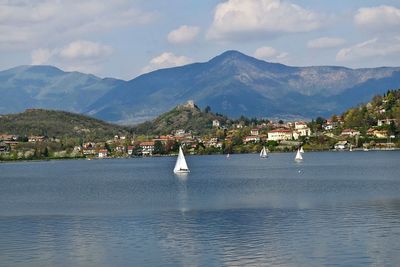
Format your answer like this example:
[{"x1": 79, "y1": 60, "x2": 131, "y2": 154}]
[
  {"x1": 295, "y1": 149, "x2": 303, "y2": 161},
  {"x1": 300, "y1": 147, "x2": 304, "y2": 153},
  {"x1": 174, "y1": 146, "x2": 190, "y2": 173},
  {"x1": 260, "y1": 146, "x2": 268, "y2": 158}
]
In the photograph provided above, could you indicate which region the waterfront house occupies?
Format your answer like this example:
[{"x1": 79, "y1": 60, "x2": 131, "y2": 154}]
[
  {"x1": 98, "y1": 149, "x2": 108, "y2": 158},
  {"x1": 267, "y1": 129, "x2": 293, "y2": 141},
  {"x1": 334, "y1": 140, "x2": 349, "y2": 150},
  {"x1": 140, "y1": 141, "x2": 155, "y2": 156},
  {"x1": 127, "y1": 146, "x2": 134, "y2": 155}
]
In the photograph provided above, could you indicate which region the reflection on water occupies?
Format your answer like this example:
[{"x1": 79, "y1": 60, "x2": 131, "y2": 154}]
[{"x1": 1, "y1": 151, "x2": 400, "y2": 266}]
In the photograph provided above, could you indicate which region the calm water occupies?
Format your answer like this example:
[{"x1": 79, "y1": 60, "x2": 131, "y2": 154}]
[{"x1": 1, "y1": 151, "x2": 400, "y2": 266}]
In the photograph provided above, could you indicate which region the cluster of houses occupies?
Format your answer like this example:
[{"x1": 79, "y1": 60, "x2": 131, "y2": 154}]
[{"x1": 2, "y1": 115, "x2": 398, "y2": 157}]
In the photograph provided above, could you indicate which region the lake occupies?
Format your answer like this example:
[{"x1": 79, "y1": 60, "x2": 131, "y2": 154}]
[{"x1": 1, "y1": 151, "x2": 400, "y2": 266}]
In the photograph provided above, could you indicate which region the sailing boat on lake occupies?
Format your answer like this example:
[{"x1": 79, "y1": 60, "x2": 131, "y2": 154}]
[
  {"x1": 295, "y1": 149, "x2": 303, "y2": 161},
  {"x1": 174, "y1": 146, "x2": 190, "y2": 173},
  {"x1": 260, "y1": 146, "x2": 268, "y2": 158}
]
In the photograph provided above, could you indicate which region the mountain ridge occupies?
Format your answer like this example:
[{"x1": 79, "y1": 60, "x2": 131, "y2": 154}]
[{"x1": 1, "y1": 50, "x2": 400, "y2": 124}]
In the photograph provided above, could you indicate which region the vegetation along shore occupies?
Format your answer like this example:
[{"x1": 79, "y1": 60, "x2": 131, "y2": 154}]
[{"x1": 1, "y1": 89, "x2": 400, "y2": 162}]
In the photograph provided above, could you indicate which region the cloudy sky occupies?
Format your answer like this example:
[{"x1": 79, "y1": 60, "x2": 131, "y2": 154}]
[{"x1": 1, "y1": 0, "x2": 400, "y2": 79}]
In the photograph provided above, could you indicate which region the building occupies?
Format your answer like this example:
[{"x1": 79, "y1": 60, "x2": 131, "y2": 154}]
[
  {"x1": 140, "y1": 141, "x2": 155, "y2": 156},
  {"x1": 212, "y1": 120, "x2": 220, "y2": 127},
  {"x1": 294, "y1": 122, "x2": 311, "y2": 136},
  {"x1": 243, "y1": 135, "x2": 260, "y2": 144},
  {"x1": 377, "y1": 119, "x2": 397, "y2": 126},
  {"x1": 334, "y1": 140, "x2": 349, "y2": 150},
  {"x1": 0, "y1": 134, "x2": 18, "y2": 141},
  {"x1": 267, "y1": 129, "x2": 293, "y2": 141},
  {"x1": 341, "y1": 129, "x2": 360, "y2": 137},
  {"x1": 372, "y1": 130, "x2": 388, "y2": 138},
  {"x1": 250, "y1": 128, "x2": 259, "y2": 136},
  {"x1": 28, "y1": 136, "x2": 47, "y2": 143},
  {"x1": 98, "y1": 149, "x2": 108, "y2": 158},
  {"x1": 127, "y1": 146, "x2": 134, "y2": 155}
]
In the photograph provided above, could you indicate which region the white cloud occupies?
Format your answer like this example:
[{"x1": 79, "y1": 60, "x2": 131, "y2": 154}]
[
  {"x1": 307, "y1": 37, "x2": 346, "y2": 49},
  {"x1": 208, "y1": 0, "x2": 322, "y2": 41},
  {"x1": 59, "y1": 41, "x2": 113, "y2": 60},
  {"x1": 254, "y1": 46, "x2": 288, "y2": 62},
  {"x1": 355, "y1": 5, "x2": 400, "y2": 32},
  {"x1": 142, "y1": 52, "x2": 193, "y2": 73},
  {"x1": 0, "y1": 0, "x2": 155, "y2": 50},
  {"x1": 336, "y1": 37, "x2": 400, "y2": 62},
  {"x1": 167, "y1": 25, "x2": 200, "y2": 44},
  {"x1": 31, "y1": 40, "x2": 113, "y2": 74}
]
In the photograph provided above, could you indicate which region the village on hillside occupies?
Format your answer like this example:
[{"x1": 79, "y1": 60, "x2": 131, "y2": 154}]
[{"x1": 1, "y1": 111, "x2": 398, "y2": 161}]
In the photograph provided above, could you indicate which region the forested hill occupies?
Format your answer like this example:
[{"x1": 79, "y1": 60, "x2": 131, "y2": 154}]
[
  {"x1": 341, "y1": 89, "x2": 400, "y2": 131},
  {"x1": 0, "y1": 109, "x2": 129, "y2": 140},
  {"x1": 132, "y1": 102, "x2": 229, "y2": 135}
]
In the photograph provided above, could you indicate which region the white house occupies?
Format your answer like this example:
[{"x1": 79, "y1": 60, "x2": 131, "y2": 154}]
[
  {"x1": 212, "y1": 120, "x2": 220, "y2": 127},
  {"x1": 243, "y1": 135, "x2": 260, "y2": 144},
  {"x1": 334, "y1": 140, "x2": 349, "y2": 150},
  {"x1": 341, "y1": 129, "x2": 360, "y2": 136},
  {"x1": 267, "y1": 129, "x2": 293, "y2": 141},
  {"x1": 98, "y1": 149, "x2": 108, "y2": 158},
  {"x1": 140, "y1": 141, "x2": 155, "y2": 156},
  {"x1": 250, "y1": 128, "x2": 260, "y2": 136}
]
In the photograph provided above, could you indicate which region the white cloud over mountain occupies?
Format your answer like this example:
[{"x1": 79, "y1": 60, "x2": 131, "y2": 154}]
[
  {"x1": 336, "y1": 37, "x2": 400, "y2": 63},
  {"x1": 254, "y1": 46, "x2": 288, "y2": 62},
  {"x1": 207, "y1": 0, "x2": 322, "y2": 41},
  {"x1": 307, "y1": 37, "x2": 346, "y2": 49},
  {"x1": 167, "y1": 25, "x2": 200, "y2": 44},
  {"x1": 142, "y1": 52, "x2": 193, "y2": 73},
  {"x1": 355, "y1": 5, "x2": 400, "y2": 32},
  {"x1": 31, "y1": 40, "x2": 113, "y2": 74}
]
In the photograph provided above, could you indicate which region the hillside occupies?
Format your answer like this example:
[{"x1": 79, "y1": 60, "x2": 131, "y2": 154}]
[
  {"x1": 0, "y1": 109, "x2": 129, "y2": 140},
  {"x1": 132, "y1": 101, "x2": 229, "y2": 135},
  {"x1": 341, "y1": 89, "x2": 400, "y2": 132},
  {"x1": 1, "y1": 51, "x2": 400, "y2": 124}
]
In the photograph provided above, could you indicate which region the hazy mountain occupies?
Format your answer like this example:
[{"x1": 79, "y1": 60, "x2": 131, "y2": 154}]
[
  {"x1": 1, "y1": 51, "x2": 400, "y2": 124},
  {"x1": 0, "y1": 65, "x2": 121, "y2": 114},
  {"x1": 85, "y1": 51, "x2": 400, "y2": 123}
]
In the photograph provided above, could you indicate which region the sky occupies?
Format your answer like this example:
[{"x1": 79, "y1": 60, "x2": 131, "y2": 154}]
[{"x1": 1, "y1": 0, "x2": 400, "y2": 80}]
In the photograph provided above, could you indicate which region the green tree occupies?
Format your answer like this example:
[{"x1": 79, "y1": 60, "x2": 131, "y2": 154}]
[{"x1": 153, "y1": 140, "x2": 164, "y2": 154}]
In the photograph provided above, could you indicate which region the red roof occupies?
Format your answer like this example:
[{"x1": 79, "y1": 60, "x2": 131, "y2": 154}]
[
  {"x1": 140, "y1": 141, "x2": 155, "y2": 146},
  {"x1": 269, "y1": 129, "x2": 292, "y2": 133}
]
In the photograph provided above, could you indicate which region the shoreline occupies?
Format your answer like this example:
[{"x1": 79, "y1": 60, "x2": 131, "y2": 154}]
[{"x1": 1, "y1": 148, "x2": 400, "y2": 163}]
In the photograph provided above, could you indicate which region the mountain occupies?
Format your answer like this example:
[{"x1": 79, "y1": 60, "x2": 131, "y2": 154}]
[
  {"x1": 132, "y1": 101, "x2": 229, "y2": 135},
  {"x1": 0, "y1": 109, "x2": 128, "y2": 140},
  {"x1": 85, "y1": 51, "x2": 400, "y2": 123},
  {"x1": 0, "y1": 65, "x2": 122, "y2": 114},
  {"x1": 1, "y1": 51, "x2": 400, "y2": 124}
]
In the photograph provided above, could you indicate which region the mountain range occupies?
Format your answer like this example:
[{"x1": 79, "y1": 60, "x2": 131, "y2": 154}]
[{"x1": 1, "y1": 50, "x2": 400, "y2": 124}]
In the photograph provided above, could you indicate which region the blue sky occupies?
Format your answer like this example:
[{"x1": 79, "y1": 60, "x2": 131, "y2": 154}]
[{"x1": 1, "y1": 0, "x2": 400, "y2": 80}]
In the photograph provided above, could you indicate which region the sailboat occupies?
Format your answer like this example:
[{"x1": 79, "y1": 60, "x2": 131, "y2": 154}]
[
  {"x1": 226, "y1": 153, "x2": 230, "y2": 159},
  {"x1": 260, "y1": 146, "x2": 268, "y2": 158},
  {"x1": 295, "y1": 149, "x2": 303, "y2": 161},
  {"x1": 300, "y1": 146, "x2": 304, "y2": 153},
  {"x1": 174, "y1": 146, "x2": 190, "y2": 173}
]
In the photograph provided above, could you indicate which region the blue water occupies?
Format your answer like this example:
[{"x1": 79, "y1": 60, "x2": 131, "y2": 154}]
[{"x1": 1, "y1": 151, "x2": 400, "y2": 266}]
